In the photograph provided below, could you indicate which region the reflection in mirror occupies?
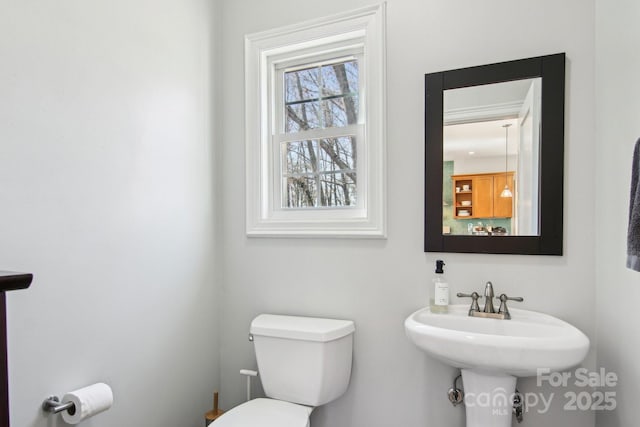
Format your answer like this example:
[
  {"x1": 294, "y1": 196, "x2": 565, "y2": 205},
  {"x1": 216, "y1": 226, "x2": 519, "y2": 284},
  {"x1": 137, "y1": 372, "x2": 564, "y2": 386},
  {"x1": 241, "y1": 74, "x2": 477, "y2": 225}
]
[{"x1": 442, "y1": 78, "x2": 541, "y2": 236}]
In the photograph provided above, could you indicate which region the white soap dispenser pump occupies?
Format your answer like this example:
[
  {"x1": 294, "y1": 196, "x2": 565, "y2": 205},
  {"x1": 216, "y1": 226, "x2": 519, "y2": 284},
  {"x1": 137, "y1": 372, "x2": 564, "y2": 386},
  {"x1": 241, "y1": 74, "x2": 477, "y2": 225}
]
[{"x1": 431, "y1": 259, "x2": 449, "y2": 313}]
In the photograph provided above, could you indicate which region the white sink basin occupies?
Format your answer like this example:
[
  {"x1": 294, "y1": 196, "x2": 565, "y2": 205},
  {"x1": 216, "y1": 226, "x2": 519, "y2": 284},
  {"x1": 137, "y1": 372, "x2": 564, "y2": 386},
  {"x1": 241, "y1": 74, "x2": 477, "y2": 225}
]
[
  {"x1": 405, "y1": 304, "x2": 589, "y2": 377},
  {"x1": 405, "y1": 304, "x2": 590, "y2": 427}
]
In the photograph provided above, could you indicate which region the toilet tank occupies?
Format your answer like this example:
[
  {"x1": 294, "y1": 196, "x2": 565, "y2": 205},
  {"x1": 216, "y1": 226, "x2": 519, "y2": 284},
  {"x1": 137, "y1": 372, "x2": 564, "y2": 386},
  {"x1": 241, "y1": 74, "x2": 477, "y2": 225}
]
[{"x1": 250, "y1": 314, "x2": 355, "y2": 407}]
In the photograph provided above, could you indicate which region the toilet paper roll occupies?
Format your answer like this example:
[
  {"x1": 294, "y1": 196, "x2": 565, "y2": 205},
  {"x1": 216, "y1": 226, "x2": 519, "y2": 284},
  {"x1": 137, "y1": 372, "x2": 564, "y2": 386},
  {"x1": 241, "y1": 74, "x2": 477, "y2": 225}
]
[{"x1": 61, "y1": 383, "x2": 113, "y2": 425}]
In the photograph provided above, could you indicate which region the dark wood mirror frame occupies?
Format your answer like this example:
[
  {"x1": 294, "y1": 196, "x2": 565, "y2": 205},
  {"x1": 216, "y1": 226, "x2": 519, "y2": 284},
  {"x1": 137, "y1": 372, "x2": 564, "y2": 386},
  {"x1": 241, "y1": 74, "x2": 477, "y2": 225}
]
[{"x1": 424, "y1": 53, "x2": 565, "y2": 255}]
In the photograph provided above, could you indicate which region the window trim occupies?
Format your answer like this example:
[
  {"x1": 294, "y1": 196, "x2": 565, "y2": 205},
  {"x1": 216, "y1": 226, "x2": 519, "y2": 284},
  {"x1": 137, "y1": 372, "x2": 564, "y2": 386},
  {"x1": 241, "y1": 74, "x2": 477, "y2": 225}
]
[{"x1": 245, "y1": 3, "x2": 386, "y2": 238}]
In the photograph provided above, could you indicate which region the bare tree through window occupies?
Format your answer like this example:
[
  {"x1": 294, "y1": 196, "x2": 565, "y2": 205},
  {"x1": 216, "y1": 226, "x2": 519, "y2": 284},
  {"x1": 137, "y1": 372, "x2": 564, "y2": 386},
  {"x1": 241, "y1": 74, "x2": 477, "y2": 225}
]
[{"x1": 282, "y1": 60, "x2": 359, "y2": 208}]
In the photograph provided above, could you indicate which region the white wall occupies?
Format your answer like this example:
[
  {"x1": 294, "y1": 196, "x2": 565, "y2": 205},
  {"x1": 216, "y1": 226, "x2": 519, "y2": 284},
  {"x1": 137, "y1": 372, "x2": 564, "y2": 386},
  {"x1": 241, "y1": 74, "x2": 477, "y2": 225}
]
[
  {"x1": 0, "y1": 1, "x2": 220, "y2": 426},
  {"x1": 219, "y1": 1, "x2": 596, "y2": 427},
  {"x1": 595, "y1": 1, "x2": 640, "y2": 426},
  {"x1": 453, "y1": 155, "x2": 517, "y2": 175}
]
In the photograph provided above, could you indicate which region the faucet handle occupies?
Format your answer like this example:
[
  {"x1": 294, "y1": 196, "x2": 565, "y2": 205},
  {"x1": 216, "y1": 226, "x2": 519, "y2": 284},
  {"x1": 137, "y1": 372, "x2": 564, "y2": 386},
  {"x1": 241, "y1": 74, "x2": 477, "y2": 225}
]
[
  {"x1": 457, "y1": 292, "x2": 481, "y2": 315},
  {"x1": 457, "y1": 292, "x2": 481, "y2": 298},
  {"x1": 497, "y1": 294, "x2": 524, "y2": 302},
  {"x1": 496, "y1": 294, "x2": 523, "y2": 320}
]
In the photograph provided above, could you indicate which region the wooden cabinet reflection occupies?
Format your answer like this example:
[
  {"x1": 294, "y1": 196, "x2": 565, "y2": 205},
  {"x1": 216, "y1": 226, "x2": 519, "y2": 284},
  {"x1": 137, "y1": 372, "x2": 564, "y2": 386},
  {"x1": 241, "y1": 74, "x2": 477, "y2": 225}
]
[{"x1": 452, "y1": 172, "x2": 514, "y2": 219}]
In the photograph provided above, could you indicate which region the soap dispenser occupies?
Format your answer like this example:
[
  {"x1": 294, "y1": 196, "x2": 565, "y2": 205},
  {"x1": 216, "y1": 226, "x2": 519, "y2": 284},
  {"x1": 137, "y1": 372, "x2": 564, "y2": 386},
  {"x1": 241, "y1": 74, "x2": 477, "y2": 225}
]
[{"x1": 430, "y1": 260, "x2": 449, "y2": 313}]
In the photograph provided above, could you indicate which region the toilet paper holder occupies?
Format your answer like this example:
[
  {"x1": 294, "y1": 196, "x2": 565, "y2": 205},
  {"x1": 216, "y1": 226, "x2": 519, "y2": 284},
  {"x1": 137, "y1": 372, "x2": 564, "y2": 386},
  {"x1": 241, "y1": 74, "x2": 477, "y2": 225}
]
[{"x1": 42, "y1": 396, "x2": 76, "y2": 415}]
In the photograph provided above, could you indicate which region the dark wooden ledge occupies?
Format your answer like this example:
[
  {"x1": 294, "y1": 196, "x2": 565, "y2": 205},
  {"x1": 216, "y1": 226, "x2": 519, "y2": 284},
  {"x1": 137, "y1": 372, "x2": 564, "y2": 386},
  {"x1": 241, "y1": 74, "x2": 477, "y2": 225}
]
[
  {"x1": 0, "y1": 271, "x2": 33, "y2": 292},
  {"x1": 1, "y1": 271, "x2": 32, "y2": 427}
]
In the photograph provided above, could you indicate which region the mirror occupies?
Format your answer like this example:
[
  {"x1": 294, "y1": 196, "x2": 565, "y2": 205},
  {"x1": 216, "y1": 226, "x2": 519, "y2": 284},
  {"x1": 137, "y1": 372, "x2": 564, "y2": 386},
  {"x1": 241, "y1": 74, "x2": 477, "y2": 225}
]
[
  {"x1": 443, "y1": 78, "x2": 541, "y2": 236},
  {"x1": 424, "y1": 54, "x2": 565, "y2": 255}
]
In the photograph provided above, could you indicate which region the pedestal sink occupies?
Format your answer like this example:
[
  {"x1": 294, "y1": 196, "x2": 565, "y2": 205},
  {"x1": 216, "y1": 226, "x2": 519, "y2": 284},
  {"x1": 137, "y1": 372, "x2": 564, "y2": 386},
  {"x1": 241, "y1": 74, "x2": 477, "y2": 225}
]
[{"x1": 404, "y1": 304, "x2": 589, "y2": 427}]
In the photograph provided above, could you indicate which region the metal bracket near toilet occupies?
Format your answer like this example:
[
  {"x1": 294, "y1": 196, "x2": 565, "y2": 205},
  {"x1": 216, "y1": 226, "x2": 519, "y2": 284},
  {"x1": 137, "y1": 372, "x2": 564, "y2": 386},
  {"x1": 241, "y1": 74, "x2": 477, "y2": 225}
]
[{"x1": 240, "y1": 369, "x2": 258, "y2": 402}]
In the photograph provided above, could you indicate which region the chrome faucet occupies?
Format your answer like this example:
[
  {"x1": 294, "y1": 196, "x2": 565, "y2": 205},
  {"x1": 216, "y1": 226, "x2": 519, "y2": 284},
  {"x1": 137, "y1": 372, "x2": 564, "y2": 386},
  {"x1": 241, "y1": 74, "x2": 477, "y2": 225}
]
[
  {"x1": 483, "y1": 281, "x2": 495, "y2": 313},
  {"x1": 457, "y1": 281, "x2": 523, "y2": 320}
]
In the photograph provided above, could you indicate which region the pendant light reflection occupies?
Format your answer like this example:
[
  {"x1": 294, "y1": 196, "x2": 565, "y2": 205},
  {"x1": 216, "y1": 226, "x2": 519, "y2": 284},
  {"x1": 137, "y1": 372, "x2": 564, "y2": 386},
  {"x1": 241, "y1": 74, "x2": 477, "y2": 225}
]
[{"x1": 500, "y1": 123, "x2": 513, "y2": 198}]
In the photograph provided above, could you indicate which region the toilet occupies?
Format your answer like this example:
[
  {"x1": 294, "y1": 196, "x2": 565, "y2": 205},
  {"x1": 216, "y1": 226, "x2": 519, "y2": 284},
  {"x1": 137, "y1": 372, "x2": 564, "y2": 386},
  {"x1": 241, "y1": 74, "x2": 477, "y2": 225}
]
[{"x1": 215, "y1": 314, "x2": 355, "y2": 427}]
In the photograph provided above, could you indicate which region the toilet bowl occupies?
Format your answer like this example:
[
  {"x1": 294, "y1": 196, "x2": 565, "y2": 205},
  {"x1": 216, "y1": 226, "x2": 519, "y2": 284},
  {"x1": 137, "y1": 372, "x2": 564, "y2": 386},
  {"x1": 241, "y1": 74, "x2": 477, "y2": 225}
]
[
  {"x1": 214, "y1": 398, "x2": 312, "y2": 427},
  {"x1": 214, "y1": 314, "x2": 355, "y2": 427}
]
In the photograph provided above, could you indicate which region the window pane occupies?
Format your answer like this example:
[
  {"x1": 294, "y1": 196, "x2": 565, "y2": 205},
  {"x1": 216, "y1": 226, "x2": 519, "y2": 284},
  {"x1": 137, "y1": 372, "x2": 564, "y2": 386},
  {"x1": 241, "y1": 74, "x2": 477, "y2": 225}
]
[
  {"x1": 284, "y1": 60, "x2": 359, "y2": 133},
  {"x1": 321, "y1": 61, "x2": 358, "y2": 96},
  {"x1": 319, "y1": 172, "x2": 357, "y2": 207},
  {"x1": 284, "y1": 141, "x2": 317, "y2": 174},
  {"x1": 321, "y1": 95, "x2": 358, "y2": 127},
  {"x1": 285, "y1": 67, "x2": 319, "y2": 103},
  {"x1": 285, "y1": 176, "x2": 317, "y2": 208},
  {"x1": 285, "y1": 101, "x2": 320, "y2": 132},
  {"x1": 321, "y1": 61, "x2": 359, "y2": 127},
  {"x1": 319, "y1": 137, "x2": 356, "y2": 171}
]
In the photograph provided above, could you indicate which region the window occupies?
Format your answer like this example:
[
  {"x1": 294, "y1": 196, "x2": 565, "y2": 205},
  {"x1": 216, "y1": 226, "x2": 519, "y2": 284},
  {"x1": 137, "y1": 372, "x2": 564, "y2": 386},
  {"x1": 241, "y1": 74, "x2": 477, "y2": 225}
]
[
  {"x1": 280, "y1": 58, "x2": 360, "y2": 209},
  {"x1": 245, "y1": 4, "x2": 386, "y2": 237}
]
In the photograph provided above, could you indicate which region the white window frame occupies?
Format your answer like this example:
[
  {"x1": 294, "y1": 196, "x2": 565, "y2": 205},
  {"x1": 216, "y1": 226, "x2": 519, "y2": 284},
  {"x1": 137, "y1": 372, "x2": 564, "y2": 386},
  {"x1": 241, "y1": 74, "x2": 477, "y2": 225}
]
[{"x1": 245, "y1": 4, "x2": 386, "y2": 238}]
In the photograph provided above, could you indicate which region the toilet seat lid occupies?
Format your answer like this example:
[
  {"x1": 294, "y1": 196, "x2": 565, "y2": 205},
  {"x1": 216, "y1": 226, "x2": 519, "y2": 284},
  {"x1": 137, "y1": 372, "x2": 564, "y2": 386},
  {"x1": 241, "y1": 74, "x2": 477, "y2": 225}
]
[{"x1": 214, "y1": 398, "x2": 313, "y2": 427}]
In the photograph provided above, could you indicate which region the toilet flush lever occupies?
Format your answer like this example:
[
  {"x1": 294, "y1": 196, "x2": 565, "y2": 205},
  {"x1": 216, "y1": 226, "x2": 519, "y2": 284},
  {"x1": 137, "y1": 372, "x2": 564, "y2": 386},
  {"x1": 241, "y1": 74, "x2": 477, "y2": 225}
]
[{"x1": 248, "y1": 333, "x2": 254, "y2": 342}]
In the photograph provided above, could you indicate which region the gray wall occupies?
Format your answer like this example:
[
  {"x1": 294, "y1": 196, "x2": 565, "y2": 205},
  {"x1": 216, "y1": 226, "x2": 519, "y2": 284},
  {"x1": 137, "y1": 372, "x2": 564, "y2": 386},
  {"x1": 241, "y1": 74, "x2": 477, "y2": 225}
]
[
  {"x1": 0, "y1": 1, "x2": 220, "y2": 426},
  {"x1": 219, "y1": 1, "x2": 596, "y2": 427},
  {"x1": 595, "y1": 0, "x2": 640, "y2": 426}
]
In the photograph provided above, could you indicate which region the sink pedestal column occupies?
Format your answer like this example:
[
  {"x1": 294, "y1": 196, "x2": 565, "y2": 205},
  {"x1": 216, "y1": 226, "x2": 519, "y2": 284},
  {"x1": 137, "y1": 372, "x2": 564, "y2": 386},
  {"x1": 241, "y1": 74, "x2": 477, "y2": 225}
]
[{"x1": 461, "y1": 369, "x2": 517, "y2": 427}]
